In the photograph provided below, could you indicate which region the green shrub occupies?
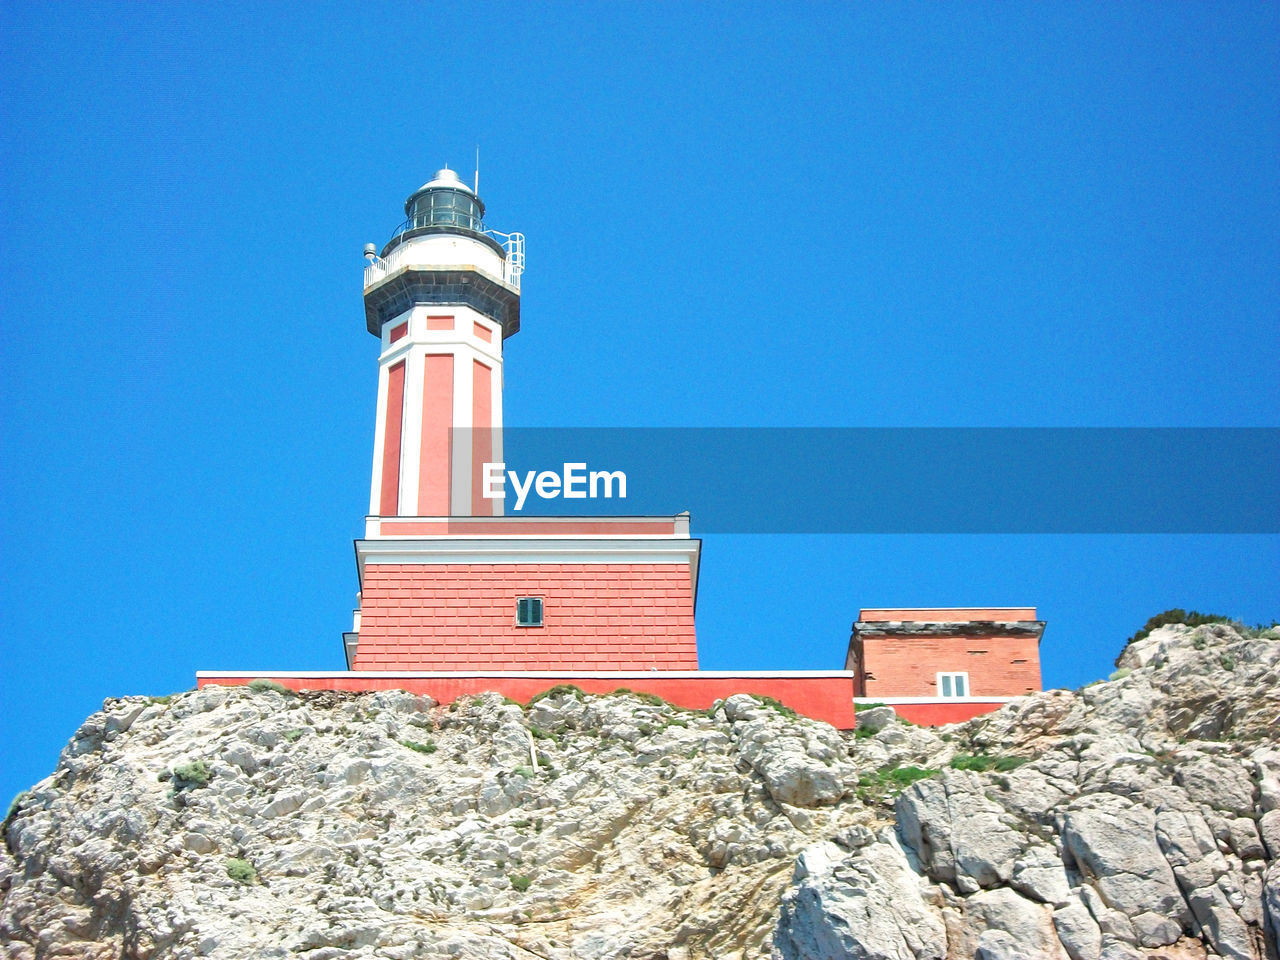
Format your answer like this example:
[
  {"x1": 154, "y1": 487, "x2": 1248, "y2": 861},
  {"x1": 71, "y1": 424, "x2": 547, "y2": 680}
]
[
  {"x1": 1116, "y1": 609, "x2": 1234, "y2": 666},
  {"x1": 3, "y1": 791, "x2": 31, "y2": 830},
  {"x1": 950, "y1": 754, "x2": 996, "y2": 772},
  {"x1": 950, "y1": 752, "x2": 1031, "y2": 773},
  {"x1": 859, "y1": 765, "x2": 937, "y2": 794},
  {"x1": 886, "y1": 766, "x2": 935, "y2": 787},
  {"x1": 398, "y1": 738, "x2": 437, "y2": 754},
  {"x1": 993, "y1": 756, "x2": 1030, "y2": 772},
  {"x1": 247, "y1": 678, "x2": 292, "y2": 696},
  {"x1": 853, "y1": 726, "x2": 876, "y2": 739},
  {"x1": 1220, "y1": 654, "x2": 1236, "y2": 671},
  {"x1": 512, "y1": 766, "x2": 533, "y2": 779},
  {"x1": 226, "y1": 858, "x2": 257, "y2": 884},
  {"x1": 509, "y1": 874, "x2": 532, "y2": 892},
  {"x1": 754, "y1": 695, "x2": 800, "y2": 719},
  {"x1": 528, "y1": 684, "x2": 585, "y2": 704},
  {"x1": 1108, "y1": 668, "x2": 1131, "y2": 682},
  {"x1": 148, "y1": 694, "x2": 175, "y2": 705},
  {"x1": 172, "y1": 760, "x2": 212, "y2": 790},
  {"x1": 282, "y1": 728, "x2": 306, "y2": 743},
  {"x1": 610, "y1": 688, "x2": 666, "y2": 708}
]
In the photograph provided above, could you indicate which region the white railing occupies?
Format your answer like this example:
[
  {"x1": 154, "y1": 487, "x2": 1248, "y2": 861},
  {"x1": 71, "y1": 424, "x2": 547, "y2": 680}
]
[
  {"x1": 363, "y1": 230, "x2": 525, "y2": 291},
  {"x1": 487, "y1": 230, "x2": 525, "y2": 288}
]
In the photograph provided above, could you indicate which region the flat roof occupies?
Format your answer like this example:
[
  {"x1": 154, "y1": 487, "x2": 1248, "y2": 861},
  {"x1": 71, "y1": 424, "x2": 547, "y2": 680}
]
[{"x1": 858, "y1": 607, "x2": 1037, "y2": 622}]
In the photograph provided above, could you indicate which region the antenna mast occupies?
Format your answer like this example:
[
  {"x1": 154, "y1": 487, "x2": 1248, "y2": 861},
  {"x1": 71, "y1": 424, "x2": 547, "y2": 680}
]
[{"x1": 474, "y1": 145, "x2": 480, "y2": 195}]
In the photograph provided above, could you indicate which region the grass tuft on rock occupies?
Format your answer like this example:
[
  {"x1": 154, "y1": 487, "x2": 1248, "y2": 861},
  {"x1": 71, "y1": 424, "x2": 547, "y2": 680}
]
[
  {"x1": 397, "y1": 738, "x2": 437, "y2": 755},
  {"x1": 528, "y1": 684, "x2": 586, "y2": 704},
  {"x1": 172, "y1": 760, "x2": 212, "y2": 790},
  {"x1": 247, "y1": 678, "x2": 293, "y2": 696},
  {"x1": 609, "y1": 688, "x2": 667, "y2": 708},
  {"x1": 949, "y1": 754, "x2": 1030, "y2": 773},
  {"x1": 858, "y1": 764, "x2": 938, "y2": 799},
  {"x1": 3, "y1": 791, "x2": 31, "y2": 831},
  {"x1": 225, "y1": 858, "x2": 257, "y2": 884}
]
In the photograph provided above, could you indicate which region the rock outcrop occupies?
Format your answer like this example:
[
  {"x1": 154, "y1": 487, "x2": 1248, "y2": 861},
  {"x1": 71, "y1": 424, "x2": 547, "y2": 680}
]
[
  {"x1": 777, "y1": 621, "x2": 1280, "y2": 960},
  {"x1": 2, "y1": 620, "x2": 1277, "y2": 958}
]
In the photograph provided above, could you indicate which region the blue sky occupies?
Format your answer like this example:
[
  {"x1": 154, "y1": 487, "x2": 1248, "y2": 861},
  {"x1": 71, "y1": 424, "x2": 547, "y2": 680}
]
[{"x1": 2, "y1": 3, "x2": 1277, "y2": 805}]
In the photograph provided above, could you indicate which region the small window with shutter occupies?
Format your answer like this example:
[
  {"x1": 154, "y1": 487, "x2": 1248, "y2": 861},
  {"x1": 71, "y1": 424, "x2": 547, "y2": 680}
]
[{"x1": 516, "y1": 597, "x2": 543, "y2": 627}]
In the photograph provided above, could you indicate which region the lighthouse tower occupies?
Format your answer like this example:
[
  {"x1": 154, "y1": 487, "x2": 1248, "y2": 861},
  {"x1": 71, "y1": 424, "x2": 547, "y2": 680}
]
[
  {"x1": 362, "y1": 168, "x2": 524, "y2": 518},
  {"x1": 344, "y1": 169, "x2": 703, "y2": 674}
]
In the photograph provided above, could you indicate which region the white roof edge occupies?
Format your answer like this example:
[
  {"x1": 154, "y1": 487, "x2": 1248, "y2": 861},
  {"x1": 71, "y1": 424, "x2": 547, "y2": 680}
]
[
  {"x1": 365, "y1": 514, "x2": 692, "y2": 522},
  {"x1": 197, "y1": 670, "x2": 856, "y2": 680}
]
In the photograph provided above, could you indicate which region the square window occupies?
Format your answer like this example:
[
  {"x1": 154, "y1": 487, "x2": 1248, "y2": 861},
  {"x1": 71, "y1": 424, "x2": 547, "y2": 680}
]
[
  {"x1": 937, "y1": 672, "x2": 969, "y2": 698},
  {"x1": 516, "y1": 597, "x2": 543, "y2": 627}
]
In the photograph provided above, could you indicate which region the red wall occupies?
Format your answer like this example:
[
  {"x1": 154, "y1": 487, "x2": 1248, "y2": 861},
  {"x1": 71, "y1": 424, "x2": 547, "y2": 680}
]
[
  {"x1": 859, "y1": 635, "x2": 1041, "y2": 698},
  {"x1": 197, "y1": 674, "x2": 856, "y2": 728},
  {"x1": 418, "y1": 354, "x2": 452, "y2": 515},
  {"x1": 379, "y1": 361, "x2": 405, "y2": 515},
  {"x1": 355, "y1": 563, "x2": 698, "y2": 671},
  {"x1": 471, "y1": 360, "x2": 493, "y2": 516}
]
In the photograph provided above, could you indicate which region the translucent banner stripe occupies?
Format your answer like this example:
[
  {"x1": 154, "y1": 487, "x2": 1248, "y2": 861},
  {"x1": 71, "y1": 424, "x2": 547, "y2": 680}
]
[{"x1": 446, "y1": 428, "x2": 1280, "y2": 533}]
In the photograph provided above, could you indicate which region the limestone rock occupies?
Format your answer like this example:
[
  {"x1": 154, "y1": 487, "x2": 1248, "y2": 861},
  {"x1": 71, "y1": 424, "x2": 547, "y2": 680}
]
[
  {"x1": 854, "y1": 705, "x2": 896, "y2": 733},
  {"x1": 773, "y1": 832, "x2": 946, "y2": 960},
  {"x1": 3, "y1": 619, "x2": 1278, "y2": 959}
]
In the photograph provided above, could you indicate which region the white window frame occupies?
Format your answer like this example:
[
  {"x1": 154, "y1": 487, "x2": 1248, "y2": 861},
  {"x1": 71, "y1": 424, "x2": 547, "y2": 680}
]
[{"x1": 937, "y1": 671, "x2": 970, "y2": 698}]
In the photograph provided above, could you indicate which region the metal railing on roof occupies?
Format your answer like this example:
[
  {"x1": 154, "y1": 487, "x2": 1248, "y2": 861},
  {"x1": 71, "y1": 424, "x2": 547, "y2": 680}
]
[{"x1": 363, "y1": 229, "x2": 525, "y2": 291}]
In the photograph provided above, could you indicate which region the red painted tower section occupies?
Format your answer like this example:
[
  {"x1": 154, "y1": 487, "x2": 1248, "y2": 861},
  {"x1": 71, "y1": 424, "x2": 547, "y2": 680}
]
[{"x1": 344, "y1": 170, "x2": 704, "y2": 676}]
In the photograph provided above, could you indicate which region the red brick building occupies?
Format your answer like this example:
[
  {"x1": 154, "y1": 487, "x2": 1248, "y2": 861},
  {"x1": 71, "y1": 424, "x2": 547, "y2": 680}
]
[
  {"x1": 347, "y1": 515, "x2": 700, "y2": 672},
  {"x1": 846, "y1": 607, "x2": 1045, "y2": 724}
]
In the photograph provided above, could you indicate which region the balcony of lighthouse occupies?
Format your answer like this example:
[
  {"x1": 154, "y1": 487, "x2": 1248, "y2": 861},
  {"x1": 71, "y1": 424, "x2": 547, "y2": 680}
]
[
  {"x1": 363, "y1": 167, "x2": 525, "y2": 295},
  {"x1": 363, "y1": 229, "x2": 524, "y2": 295}
]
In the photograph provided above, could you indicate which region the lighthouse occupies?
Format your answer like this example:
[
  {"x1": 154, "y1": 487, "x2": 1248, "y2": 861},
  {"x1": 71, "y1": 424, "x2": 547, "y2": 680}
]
[
  {"x1": 345, "y1": 169, "x2": 703, "y2": 674},
  {"x1": 361, "y1": 167, "x2": 524, "y2": 518},
  {"x1": 195, "y1": 168, "x2": 1038, "y2": 730}
]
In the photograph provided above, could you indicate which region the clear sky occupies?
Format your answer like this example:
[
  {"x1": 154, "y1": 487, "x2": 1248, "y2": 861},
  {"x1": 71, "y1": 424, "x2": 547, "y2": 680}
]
[{"x1": 2, "y1": 3, "x2": 1277, "y2": 805}]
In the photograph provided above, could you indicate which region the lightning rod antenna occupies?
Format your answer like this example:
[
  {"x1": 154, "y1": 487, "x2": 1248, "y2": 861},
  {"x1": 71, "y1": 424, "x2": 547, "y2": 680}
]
[{"x1": 474, "y1": 145, "x2": 480, "y2": 195}]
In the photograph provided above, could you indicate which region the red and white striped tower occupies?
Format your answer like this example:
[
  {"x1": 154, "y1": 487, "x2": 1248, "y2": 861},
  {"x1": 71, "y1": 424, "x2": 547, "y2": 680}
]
[
  {"x1": 362, "y1": 168, "x2": 524, "y2": 518},
  {"x1": 345, "y1": 168, "x2": 702, "y2": 674}
]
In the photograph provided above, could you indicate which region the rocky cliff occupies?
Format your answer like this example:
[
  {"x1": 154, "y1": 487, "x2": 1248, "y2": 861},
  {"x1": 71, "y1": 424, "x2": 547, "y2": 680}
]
[{"x1": 2, "y1": 620, "x2": 1278, "y2": 959}]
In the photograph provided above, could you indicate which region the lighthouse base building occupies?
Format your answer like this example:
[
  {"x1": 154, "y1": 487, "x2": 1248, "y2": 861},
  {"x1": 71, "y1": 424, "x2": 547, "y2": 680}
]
[
  {"x1": 196, "y1": 169, "x2": 1043, "y2": 728},
  {"x1": 346, "y1": 515, "x2": 700, "y2": 671}
]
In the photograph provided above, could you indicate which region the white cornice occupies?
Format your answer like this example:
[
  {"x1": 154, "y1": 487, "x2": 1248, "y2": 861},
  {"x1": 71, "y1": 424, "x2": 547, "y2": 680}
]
[
  {"x1": 353, "y1": 536, "x2": 702, "y2": 600},
  {"x1": 364, "y1": 514, "x2": 693, "y2": 539},
  {"x1": 198, "y1": 670, "x2": 855, "y2": 680}
]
